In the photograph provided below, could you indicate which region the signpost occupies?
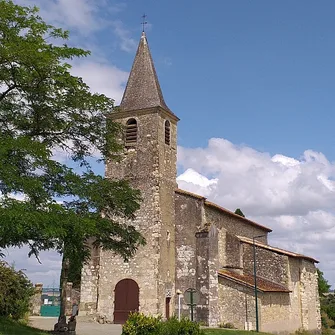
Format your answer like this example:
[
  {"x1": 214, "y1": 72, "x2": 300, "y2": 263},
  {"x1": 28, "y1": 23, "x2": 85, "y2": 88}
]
[{"x1": 184, "y1": 288, "x2": 199, "y2": 321}]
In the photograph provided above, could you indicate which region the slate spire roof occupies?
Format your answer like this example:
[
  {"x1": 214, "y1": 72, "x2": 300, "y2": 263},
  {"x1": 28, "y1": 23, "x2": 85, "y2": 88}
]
[{"x1": 120, "y1": 32, "x2": 171, "y2": 112}]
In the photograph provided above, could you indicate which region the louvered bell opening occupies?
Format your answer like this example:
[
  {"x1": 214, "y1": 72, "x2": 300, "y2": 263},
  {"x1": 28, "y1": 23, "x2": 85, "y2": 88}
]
[
  {"x1": 165, "y1": 121, "x2": 171, "y2": 145},
  {"x1": 126, "y1": 119, "x2": 137, "y2": 145}
]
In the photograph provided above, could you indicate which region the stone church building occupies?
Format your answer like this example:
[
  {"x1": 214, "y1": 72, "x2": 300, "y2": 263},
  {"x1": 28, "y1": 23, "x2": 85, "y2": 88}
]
[{"x1": 80, "y1": 32, "x2": 321, "y2": 333}]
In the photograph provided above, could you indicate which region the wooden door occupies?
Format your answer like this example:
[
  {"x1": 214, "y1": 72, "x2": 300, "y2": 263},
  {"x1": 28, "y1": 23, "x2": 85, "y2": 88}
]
[
  {"x1": 114, "y1": 279, "x2": 139, "y2": 324},
  {"x1": 165, "y1": 297, "x2": 171, "y2": 319}
]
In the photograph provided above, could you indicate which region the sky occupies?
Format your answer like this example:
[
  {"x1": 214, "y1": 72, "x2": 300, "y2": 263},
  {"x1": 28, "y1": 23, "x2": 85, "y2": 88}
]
[{"x1": 5, "y1": 0, "x2": 335, "y2": 289}]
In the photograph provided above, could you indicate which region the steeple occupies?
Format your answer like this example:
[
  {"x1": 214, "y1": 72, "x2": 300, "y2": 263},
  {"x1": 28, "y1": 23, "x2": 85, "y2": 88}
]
[{"x1": 120, "y1": 32, "x2": 171, "y2": 113}]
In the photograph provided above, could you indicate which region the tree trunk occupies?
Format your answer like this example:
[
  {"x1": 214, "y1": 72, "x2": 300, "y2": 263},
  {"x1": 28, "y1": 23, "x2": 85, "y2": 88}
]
[{"x1": 60, "y1": 256, "x2": 70, "y2": 318}]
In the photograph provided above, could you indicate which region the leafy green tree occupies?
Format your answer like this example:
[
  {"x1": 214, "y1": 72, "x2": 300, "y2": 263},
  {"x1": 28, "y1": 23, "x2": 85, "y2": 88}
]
[
  {"x1": 318, "y1": 269, "x2": 331, "y2": 296},
  {"x1": 0, "y1": 261, "x2": 34, "y2": 320},
  {"x1": 234, "y1": 208, "x2": 245, "y2": 217},
  {"x1": 0, "y1": 0, "x2": 144, "y2": 291},
  {"x1": 317, "y1": 269, "x2": 335, "y2": 330}
]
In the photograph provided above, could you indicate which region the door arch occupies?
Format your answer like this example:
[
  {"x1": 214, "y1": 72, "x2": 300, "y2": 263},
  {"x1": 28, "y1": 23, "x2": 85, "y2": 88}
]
[{"x1": 114, "y1": 278, "x2": 139, "y2": 324}]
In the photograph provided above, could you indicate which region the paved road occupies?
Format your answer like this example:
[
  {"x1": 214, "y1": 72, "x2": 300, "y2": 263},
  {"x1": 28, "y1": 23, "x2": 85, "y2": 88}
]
[{"x1": 29, "y1": 316, "x2": 122, "y2": 335}]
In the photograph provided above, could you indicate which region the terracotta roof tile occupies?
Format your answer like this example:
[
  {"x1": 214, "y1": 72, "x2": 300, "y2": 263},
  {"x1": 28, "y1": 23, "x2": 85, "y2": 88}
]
[
  {"x1": 218, "y1": 269, "x2": 291, "y2": 293},
  {"x1": 175, "y1": 188, "x2": 205, "y2": 200},
  {"x1": 204, "y1": 201, "x2": 272, "y2": 232},
  {"x1": 175, "y1": 189, "x2": 272, "y2": 232},
  {"x1": 238, "y1": 236, "x2": 318, "y2": 263}
]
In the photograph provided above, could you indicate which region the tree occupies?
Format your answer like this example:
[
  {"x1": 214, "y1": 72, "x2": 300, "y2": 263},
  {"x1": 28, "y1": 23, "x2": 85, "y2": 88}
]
[
  {"x1": 317, "y1": 269, "x2": 335, "y2": 330},
  {"x1": 234, "y1": 208, "x2": 245, "y2": 217},
  {"x1": 0, "y1": 261, "x2": 34, "y2": 320},
  {"x1": 318, "y1": 269, "x2": 331, "y2": 296},
  {"x1": 0, "y1": 0, "x2": 144, "y2": 301}
]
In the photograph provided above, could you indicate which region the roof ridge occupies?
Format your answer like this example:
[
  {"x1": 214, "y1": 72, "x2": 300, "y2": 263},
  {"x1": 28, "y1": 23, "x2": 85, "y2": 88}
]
[
  {"x1": 218, "y1": 269, "x2": 291, "y2": 293},
  {"x1": 238, "y1": 236, "x2": 318, "y2": 263},
  {"x1": 175, "y1": 188, "x2": 272, "y2": 232}
]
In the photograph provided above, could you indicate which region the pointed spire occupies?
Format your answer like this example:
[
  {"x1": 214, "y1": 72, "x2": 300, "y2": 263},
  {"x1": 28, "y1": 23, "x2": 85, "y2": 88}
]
[{"x1": 120, "y1": 32, "x2": 171, "y2": 113}]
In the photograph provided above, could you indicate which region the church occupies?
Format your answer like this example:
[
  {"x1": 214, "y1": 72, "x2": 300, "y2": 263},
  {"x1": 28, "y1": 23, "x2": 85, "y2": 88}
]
[{"x1": 80, "y1": 32, "x2": 321, "y2": 333}]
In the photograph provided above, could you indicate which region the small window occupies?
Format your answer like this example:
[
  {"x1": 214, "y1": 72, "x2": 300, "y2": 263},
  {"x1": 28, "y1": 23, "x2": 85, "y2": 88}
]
[
  {"x1": 125, "y1": 118, "x2": 137, "y2": 145},
  {"x1": 165, "y1": 120, "x2": 170, "y2": 145}
]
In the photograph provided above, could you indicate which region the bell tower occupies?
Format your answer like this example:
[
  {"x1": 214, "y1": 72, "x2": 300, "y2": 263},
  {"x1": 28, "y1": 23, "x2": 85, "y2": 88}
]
[{"x1": 99, "y1": 32, "x2": 179, "y2": 321}]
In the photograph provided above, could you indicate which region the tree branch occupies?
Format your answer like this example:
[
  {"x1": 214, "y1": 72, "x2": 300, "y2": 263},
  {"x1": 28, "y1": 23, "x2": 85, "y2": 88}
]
[{"x1": 0, "y1": 84, "x2": 18, "y2": 102}]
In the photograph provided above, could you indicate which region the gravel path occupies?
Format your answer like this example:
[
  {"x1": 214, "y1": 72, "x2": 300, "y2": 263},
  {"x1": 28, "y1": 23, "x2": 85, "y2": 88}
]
[{"x1": 29, "y1": 316, "x2": 122, "y2": 335}]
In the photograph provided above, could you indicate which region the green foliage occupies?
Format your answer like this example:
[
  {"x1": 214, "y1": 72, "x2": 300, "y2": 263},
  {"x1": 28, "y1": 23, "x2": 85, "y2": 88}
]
[
  {"x1": 0, "y1": 316, "x2": 49, "y2": 335},
  {"x1": 318, "y1": 269, "x2": 335, "y2": 330},
  {"x1": 122, "y1": 313, "x2": 162, "y2": 335},
  {"x1": 234, "y1": 208, "x2": 245, "y2": 217},
  {"x1": 218, "y1": 322, "x2": 235, "y2": 329},
  {"x1": 202, "y1": 330, "x2": 270, "y2": 335},
  {"x1": 162, "y1": 316, "x2": 204, "y2": 335},
  {"x1": 321, "y1": 311, "x2": 334, "y2": 331},
  {"x1": 321, "y1": 294, "x2": 335, "y2": 329},
  {"x1": 122, "y1": 313, "x2": 204, "y2": 335},
  {"x1": 0, "y1": 261, "x2": 34, "y2": 320},
  {"x1": 318, "y1": 269, "x2": 331, "y2": 296},
  {"x1": 0, "y1": 0, "x2": 145, "y2": 273},
  {"x1": 293, "y1": 328, "x2": 315, "y2": 335}
]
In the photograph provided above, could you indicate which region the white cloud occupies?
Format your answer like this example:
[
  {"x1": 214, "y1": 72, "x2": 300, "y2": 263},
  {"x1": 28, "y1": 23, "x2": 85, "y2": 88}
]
[
  {"x1": 14, "y1": 0, "x2": 137, "y2": 54},
  {"x1": 112, "y1": 21, "x2": 137, "y2": 53},
  {"x1": 70, "y1": 60, "x2": 128, "y2": 104},
  {"x1": 16, "y1": 0, "x2": 108, "y2": 34},
  {"x1": 178, "y1": 138, "x2": 335, "y2": 287},
  {"x1": 177, "y1": 168, "x2": 217, "y2": 197}
]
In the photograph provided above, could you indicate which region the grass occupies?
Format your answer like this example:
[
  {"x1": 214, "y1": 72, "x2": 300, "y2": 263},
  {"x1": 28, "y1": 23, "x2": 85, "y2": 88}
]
[
  {"x1": 202, "y1": 329, "x2": 270, "y2": 335},
  {"x1": 0, "y1": 317, "x2": 49, "y2": 335}
]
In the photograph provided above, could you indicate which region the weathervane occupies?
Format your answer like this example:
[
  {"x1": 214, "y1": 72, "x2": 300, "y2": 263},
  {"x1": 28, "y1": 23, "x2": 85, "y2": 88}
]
[{"x1": 141, "y1": 14, "x2": 147, "y2": 32}]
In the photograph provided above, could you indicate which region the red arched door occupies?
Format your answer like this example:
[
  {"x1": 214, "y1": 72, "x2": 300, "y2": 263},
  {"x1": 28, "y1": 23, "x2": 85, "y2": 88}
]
[{"x1": 114, "y1": 279, "x2": 139, "y2": 324}]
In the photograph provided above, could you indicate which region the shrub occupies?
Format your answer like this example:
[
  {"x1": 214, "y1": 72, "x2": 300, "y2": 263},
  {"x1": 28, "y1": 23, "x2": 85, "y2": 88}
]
[
  {"x1": 122, "y1": 313, "x2": 204, "y2": 335},
  {"x1": 0, "y1": 261, "x2": 34, "y2": 320},
  {"x1": 122, "y1": 312, "x2": 162, "y2": 335},
  {"x1": 163, "y1": 316, "x2": 204, "y2": 335}
]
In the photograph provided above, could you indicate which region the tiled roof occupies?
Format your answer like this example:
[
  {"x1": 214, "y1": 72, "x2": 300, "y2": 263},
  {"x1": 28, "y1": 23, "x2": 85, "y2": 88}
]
[
  {"x1": 238, "y1": 236, "x2": 319, "y2": 263},
  {"x1": 205, "y1": 201, "x2": 272, "y2": 232},
  {"x1": 218, "y1": 269, "x2": 291, "y2": 293},
  {"x1": 175, "y1": 189, "x2": 272, "y2": 232},
  {"x1": 120, "y1": 32, "x2": 174, "y2": 115},
  {"x1": 175, "y1": 188, "x2": 205, "y2": 200}
]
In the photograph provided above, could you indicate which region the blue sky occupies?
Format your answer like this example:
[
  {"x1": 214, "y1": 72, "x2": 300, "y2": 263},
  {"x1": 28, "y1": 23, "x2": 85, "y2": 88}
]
[
  {"x1": 7, "y1": 0, "x2": 335, "y2": 289},
  {"x1": 106, "y1": 0, "x2": 335, "y2": 159}
]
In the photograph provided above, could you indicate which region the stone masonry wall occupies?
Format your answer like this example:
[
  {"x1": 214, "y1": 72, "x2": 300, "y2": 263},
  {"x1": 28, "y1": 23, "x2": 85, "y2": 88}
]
[
  {"x1": 174, "y1": 193, "x2": 220, "y2": 326},
  {"x1": 260, "y1": 292, "x2": 293, "y2": 333},
  {"x1": 217, "y1": 277, "x2": 257, "y2": 330},
  {"x1": 80, "y1": 241, "x2": 100, "y2": 315},
  {"x1": 195, "y1": 231, "x2": 210, "y2": 323},
  {"x1": 225, "y1": 232, "x2": 242, "y2": 269},
  {"x1": 204, "y1": 206, "x2": 268, "y2": 242},
  {"x1": 30, "y1": 283, "x2": 43, "y2": 316},
  {"x1": 300, "y1": 260, "x2": 321, "y2": 331},
  {"x1": 242, "y1": 243, "x2": 288, "y2": 285},
  {"x1": 91, "y1": 108, "x2": 177, "y2": 321},
  {"x1": 175, "y1": 192, "x2": 203, "y2": 320},
  {"x1": 207, "y1": 225, "x2": 220, "y2": 326},
  {"x1": 156, "y1": 112, "x2": 177, "y2": 316}
]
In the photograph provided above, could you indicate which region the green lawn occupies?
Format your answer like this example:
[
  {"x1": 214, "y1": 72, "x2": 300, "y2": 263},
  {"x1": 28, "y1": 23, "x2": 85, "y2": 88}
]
[
  {"x1": 0, "y1": 318, "x2": 49, "y2": 335},
  {"x1": 202, "y1": 329, "x2": 271, "y2": 335}
]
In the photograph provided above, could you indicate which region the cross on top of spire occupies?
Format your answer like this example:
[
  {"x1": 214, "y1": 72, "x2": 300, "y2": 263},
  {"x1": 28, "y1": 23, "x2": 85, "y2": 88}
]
[{"x1": 141, "y1": 14, "x2": 147, "y2": 32}]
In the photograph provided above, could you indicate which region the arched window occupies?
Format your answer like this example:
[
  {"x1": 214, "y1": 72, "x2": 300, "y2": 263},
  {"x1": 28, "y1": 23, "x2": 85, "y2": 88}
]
[
  {"x1": 165, "y1": 120, "x2": 170, "y2": 145},
  {"x1": 125, "y1": 118, "x2": 137, "y2": 145}
]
